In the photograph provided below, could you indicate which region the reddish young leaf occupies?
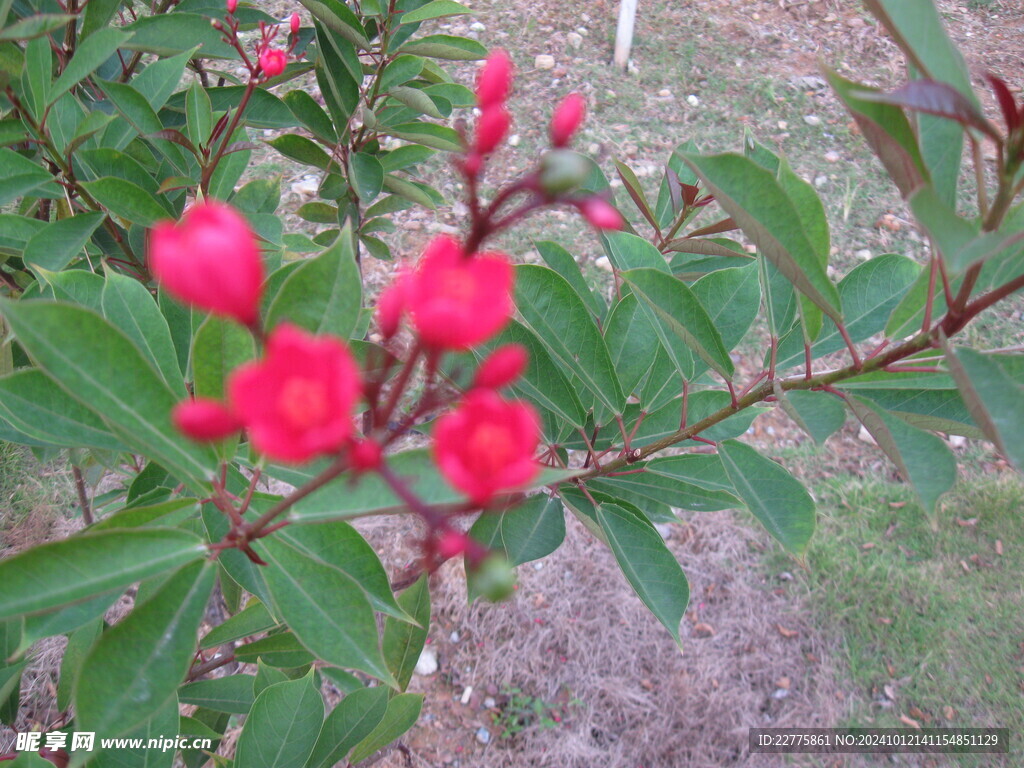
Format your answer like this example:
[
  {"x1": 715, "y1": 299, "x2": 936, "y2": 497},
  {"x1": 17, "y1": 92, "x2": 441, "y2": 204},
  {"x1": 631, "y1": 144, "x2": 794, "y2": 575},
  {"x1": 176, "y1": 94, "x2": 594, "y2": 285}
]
[
  {"x1": 858, "y1": 79, "x2": 1001, "y2": 142},
  {"x1": 984, "y1": 72, "x2": 1020, "y2": 134}
]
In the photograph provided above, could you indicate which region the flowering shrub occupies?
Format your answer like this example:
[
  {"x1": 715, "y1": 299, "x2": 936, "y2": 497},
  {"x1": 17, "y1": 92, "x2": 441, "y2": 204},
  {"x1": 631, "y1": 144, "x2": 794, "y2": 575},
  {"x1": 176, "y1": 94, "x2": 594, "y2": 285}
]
[{"x1": 0, "y1": 0, "x2": 1022, "y2": 765}]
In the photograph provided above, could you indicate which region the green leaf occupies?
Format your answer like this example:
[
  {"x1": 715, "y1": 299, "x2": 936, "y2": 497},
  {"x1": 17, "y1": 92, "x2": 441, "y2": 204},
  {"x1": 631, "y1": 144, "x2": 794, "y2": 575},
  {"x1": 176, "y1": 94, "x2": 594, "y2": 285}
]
[
  {"x1": 75, "y1": 561, "x2": 215, "y2": 738},
  {"x1": 683, "y1": 152, "x2": 842, "y2": 324},
  {"x1": 300, "y1": 0, "x2": 371, "y2": 49},
  {"x1": 718, "y1": 440, "x2": 815, "y2": 556},
  {"x1": 590, "y1": 458, "x2": 740, "y2": 513},
  {"x1": 267, "y1": 133, "x2": 332, "y2": 171},
  {"x1": 535, "y1": 240, "x2": 605, "y2": 318},
  {"x1": 690, "y1": 262, "x2": 761, "y2": 353},
  {"x1": 0, "y1": 528, "x2": 206, "y2": 620},
  {"x1": 192, "y1": 315, "x2": 255, "y2": 400},
  {"x1": 1, "y1": 301, "x2": 216, "y2": 491},
  {"x1": 604, "y1": 294, "x2": 663, "y2": 399},
  {"x1": 81, "y1": 177, "x2": 172, "y2": 227},
  {"x1": 348, "y1": 693, "x2": 424, "y2": 764},
  {"x1": 234, "y1": 673, "x2": 324, "y2": 768},
  {"x1": 200, "y1": 599, "x2": 277, "y2": 649},
  {"x1": 596, "y1": 503, "x2": 689, "y2": 644},
  {"x1": 22, "y1": 212, "x2": 104, "y2": 274},
  {"x1": 386, "y1": 121, "x2": 463, "y2": 151},
  {"x1": 259, "y1": 537, "x2": 395, "y2": 684},
  {"x1": 235, "y1": 632, "x2": 315, "y2": 669},
  {"x1": 399, "y1": 34, "x2": 486, "y2": 60},
  {"x1": 388, "y1": 84, "x2": 444, "y2": 118},
  {"x1": 283, "y1": 89, "x2": 337, "y2": 144},
  {"x1": 379, "y1": 55, "x2": 424, "y2": 91},
  {"x1": 382, "y1": 576, "x2": 430, "y2": 692},
  {"x1": 0, "y1": 13, "x2": 75, "y2": 41},
  {"x1": 266, "y1": 230, "x2": 362, "y2": 339},
  {"x1": 50, "y1": 28, "x2": 131, "y2": 105},
  {"x1": 101, "y1": 268, "x2": 185, "y2": 394},
  {"x1": 91, "y1": 694, "x2": 179, "y2": 768},
  {"x1": 90, "y1": 498, "x2": 200, "y2": 532},
  {"x1": 58, "y1": 617, "x2": 102, "y2": 711},
  {"x1": 470, "y1": 494, "x2": 565, "y2": 571},
  {"x1": 185, "y1": 81, "x2": 213, "y2": 150},
  {"x1": 381, "y1": 174, "x2": 438, "y2": 209},
  {"x1": 18, "y1": 591, "x2": 118, "y2": 653},
  {"x1": 847, "y1": 396, "x2": 956, "y2": 521},
  {"x1": 774, "y1": 388, "x2": 846, "y2": 445},
  {"x1": 942, "y1": 346, "x2": 1024, "y2": 473},
  {"x1": 0, "y1": 369, "x2": 125, "y2": 450},
  {"x1": 400, "y1": 0, "x2": 471, "y2": 23},
  {"x1": 515, "y1": 265, "x2": 625, "y2": 414},
  {"x1": 121, "y1": 14, "x2": 235, "y2": 58},
  {"x1": 178, "y1": 674, "x2": 256, "y2": 715},
  {"x1": 0, "y1": 147, "x2": 56, "y2": 205},
  {"x1": 349, "y1": 152, "x2": 385, "y2": 201},
  {"x1": 305, "y1": 687, "x2": 389, "y2": 768},
  {"x1": 622, "y1": 267, "x2": 733, "y2": 379},
  {"x1": 848, "y1": 386, "x2": 980, "y2": 438}
]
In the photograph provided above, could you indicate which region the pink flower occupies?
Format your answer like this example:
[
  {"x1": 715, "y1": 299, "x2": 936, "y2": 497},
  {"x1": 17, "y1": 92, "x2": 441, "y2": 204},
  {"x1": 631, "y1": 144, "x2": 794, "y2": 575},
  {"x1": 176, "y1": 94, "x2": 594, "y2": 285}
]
[
  {"x1": 375, "y1": 272, "x2": 409, "y2": 340},
  {"x1": 432, "y1": 390, "x2": 540, "y2": 505},
  {"x1": 226, "y1": 0, "x2": 237, "y2": 13},
  {"x1": 578, "y1": 197, "x2": 624, "y2": 230},
  {"x1": 228, "y1": 324, "x2": 361, "y2": 463},
  {"x1": 148, "y1": 201, "x2": 264, "y2": 325},
  {"x1": 259, "y1": 48, "x2": 287, "y2": 78},
  {"x1": 474, "y1": 345, "x2": 528, "y2": 390},
  {"x1": 476, "y1": 49, "x2": 513, "y2": 108},
  {"x1": 550, "y1": 93, "x2": 586, "y2": 148},
  {"x1": 172, "y1": 398, "x2": 242, "y2": 442},
  {"x1": 474, "y1": 105, "x2": 511, "y2": 156},
  {"x1": 290, "y1": 12, "x2": 300, "y2": 36},
  {"x1": 405, "y1": 236, "x2": 513, "y2": 350}
]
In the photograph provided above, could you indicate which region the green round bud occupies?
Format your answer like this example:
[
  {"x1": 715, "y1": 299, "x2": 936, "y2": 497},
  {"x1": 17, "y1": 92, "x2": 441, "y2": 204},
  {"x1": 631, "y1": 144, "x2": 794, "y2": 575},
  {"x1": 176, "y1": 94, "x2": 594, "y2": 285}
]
[
  {"x1": 470, "y1": 553, "x2": 517, "y2": 602},
  {"x1": 538, "y1": 150, "x2": 590, "y2": 195}
]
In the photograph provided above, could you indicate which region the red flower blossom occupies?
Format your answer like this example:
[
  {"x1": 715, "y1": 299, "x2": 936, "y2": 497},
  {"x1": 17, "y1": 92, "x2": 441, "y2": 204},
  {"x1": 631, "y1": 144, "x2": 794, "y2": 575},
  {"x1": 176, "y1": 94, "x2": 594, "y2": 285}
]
[
  {"x1": 550, "y1": 93, "x2": 586, "y2": 148},
  {"x1": 173, "y1": 398, "x2": 242, "y2": 442},
  {"x1": 259, "y1": 48, "x2": 287, "y2": 77},
  {"x1": 433, "y1": 389, "x2": 540, "y2": 505},
  {"x1": 406, "y1": 236, "x2": 513, "y2": 350},
  {"x1": 149, "y1": 201, "x2": 264, "y2": 325},
  {"x1": 474, "y1": 344, "x2": 528, "y2": 390},
  {"x1": 578, "y1": 197, "x2": 624, "y2": 231},
  {"x1": 290, "y1": 12, "x2": 300, "y2": 35},
  {"x1": 474, "y1": 105, "x2": 511, "y2": 156},
  {"x1": 228, "y1": 324, "x2": 361, "y2": 463},
  {"x1": 476, "y1": 49, "x2": 513, "y2": 108}
]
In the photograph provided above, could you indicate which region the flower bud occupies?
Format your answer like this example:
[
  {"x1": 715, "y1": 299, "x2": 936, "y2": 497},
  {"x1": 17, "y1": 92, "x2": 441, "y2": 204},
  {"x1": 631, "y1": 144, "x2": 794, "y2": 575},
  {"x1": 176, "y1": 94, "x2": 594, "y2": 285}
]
[
  {"x1": 259, "y1": 48, "x2": 287, "y2": 78},
  {"x1": 474, "y1": 344, "x2": 528, "y2": 390},
  {"x1": 462, "y1": 151, "x2": 483, "y2": 178},
  {"x1": 437, "y1": 529, "x2": 471, "y2": 559},
  {"x1": 173, "y1": 398, "x2": 242, "y2": 442},
  {"x1": 476, "y1": 49, "x2": 513, "y2": 108},
  {"x1": 578, "y1": 197, "x2": 624, "y2": 231},
  {"x1": 349, "y1": 438, "x2": 382, "y2": 472},
  {"x1": 470, "y1": 553, "x2": 517, "y2": 602},
  {"x1": 290, "y1": 12, "x2": 300, "y2": 35},
  {"x1": 538, "y1": 149, "x2": 590, "y2": 195},
  {"x1": 226, "y1": 0, "x2": 237, "y2": 13},
  {"x1": 550, "y1": 92, "x2": 586, "y2": 148},
  {"x1": 376, "y1": 274, "x2": 408, "y2": 340},
  {"x1": 474, "y1": 106, "x2": 510, "y2": 156}
]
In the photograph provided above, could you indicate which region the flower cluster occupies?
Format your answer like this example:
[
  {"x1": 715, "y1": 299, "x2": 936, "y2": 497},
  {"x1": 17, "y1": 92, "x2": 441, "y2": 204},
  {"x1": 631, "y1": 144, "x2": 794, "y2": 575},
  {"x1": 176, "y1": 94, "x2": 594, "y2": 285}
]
[{"x1": 217, "y1": 1, "x2": 302, "y2": 82}]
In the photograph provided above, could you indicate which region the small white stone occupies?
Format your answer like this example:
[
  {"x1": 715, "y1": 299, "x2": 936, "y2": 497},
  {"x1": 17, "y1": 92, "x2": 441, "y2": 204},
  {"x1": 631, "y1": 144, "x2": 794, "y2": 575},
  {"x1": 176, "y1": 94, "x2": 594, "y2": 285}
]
[
  {"x1": 658, "y1": 88, "x2": 672, "y2": 98},
  {"x1": 595, "y1": 256, "x2": 613, "y2": 272},
  {"x1": 535, "y1": 54, "x2": 556, "y2": 70},
  {"x1": 567, "y1": 32, "x2": 583, "y2": 49},
  {"x1": 470, "y1": 21, "x2": 485, "y2": 31},
  {"x1": 824, "y1": 151, "x2": 841, "y2": 163},
  {"x1": 508, "y1": 133, "x2": 521, "y2": 147},
  {"x1": 483, "y1": 697, "x2": 496, "y2": 708},
  {"x1": 588, "y1": 142, "x2": 601, "y2": 154},
  {"x1": 449, "y1": 631, "x2": 460, "y2": 643},
  {"x1": 948, "y1": 435, "x2": 967, "y2": 449},
  {"x1": 460, "y1": 685, "x2": 473, "y2": 705},
  {"x1": 414, "y1": 648, "x2": 438, "y2": 676},
  {"x1": 576, "y1": 26, "x2": 589, "y2": 36},
  {"x1": 290, "y1": 177, "x2": 319, "y2": 197},
  {"x1": 814, "y1": 175, "x2": 828, "y2": 188},
  {"x1": 855, "y1": 248, "x2": 872, "y2": 261},
  {"x1": 777, "y1": 120, "x2": 788, "y2": 130},
  {"x1": 533, "y1": 561, "x2": 544, "y2": 570},
  {"x1": 654, "y1": 523, "x2": 673, "y2": 540},
  {"x1": 476, "y1": 727, "x2": 491, "y2": 745},
  {"x1": 686, "y1": 94, "x2": 700, "y2": 107},
  {"x1": 803, "y1": 114, "x2": 822, "y2": 126}
]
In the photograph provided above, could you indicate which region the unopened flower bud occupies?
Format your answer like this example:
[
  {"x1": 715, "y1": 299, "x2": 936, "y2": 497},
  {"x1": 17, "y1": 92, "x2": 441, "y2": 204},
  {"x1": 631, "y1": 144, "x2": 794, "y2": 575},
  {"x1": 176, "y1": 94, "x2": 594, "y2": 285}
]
[
  {"x1": 474, "y1": 106, "x2": 510, "y2": 156},
  {"x1": 376, "y1": 274, "x2": 408, "y2": 340},
  {"x1": 550, "y1": 92, "x2": 586, "y2": 148},
  {"x1": 474, "y1": 344, "x2": 528, "y2": 390},
  {"x1": 579, "y1": 197, "x2": 624, "y2": 231},
  {"x1": 437, "y1": 529, "x2": 470, "y2": 559},
  {"x1": 470, "y1": 553, "x2": 517, "y2": 602},
  {"x1": 463, "y1": 152, "x2": 483, "y2": 178},
  {"x1": 476, "y1": 49, "x2": 513, "y2": 108},
  {"x1": 538, "y1": 149, "x2": 590, "y2": 195},
  {"x1": 259, "y1": 48, "x2": 287, "y2": 78},
  {"x1": 173, "y1": 398, "x2": 242, "y2": 442},
  {"x1": 226, "y1": 0, "x2": 237, "y2": 13},
  {"x1": 290, "y1": 12, "x2": 300, "y2": 35},
  {"x1": 349, "y1": 439, "x2": 382, "y2": 472}
]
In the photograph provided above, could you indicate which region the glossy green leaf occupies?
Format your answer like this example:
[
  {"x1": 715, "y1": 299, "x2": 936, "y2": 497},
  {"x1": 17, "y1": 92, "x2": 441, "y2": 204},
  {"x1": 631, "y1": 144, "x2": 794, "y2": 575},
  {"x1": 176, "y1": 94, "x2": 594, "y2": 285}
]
[
  {"x1": 848, "y1": 386, "x2": 980, "y2": 438},
  {"x1": 91, "y1": 694, "x2": 178, "y2": 768},
  {"x1": 283, "y1": 89, "x2": 336, "y2": 144},
  {"x1": 1, "y1": 301, "x2": 216, "y2": 490},
  {"x1": 382, "y1": 576, "x2": 430, "y2": 692},
  {"x1": 200, "y1": 600, "x2": 277, "y2": 650},
  {"x1": 0, "y1": 147, "x2": 57, "y2": 205},
  {"x1": 259, "y1": 538, "x2": 394, "y2": 684},
  {"x1": 81, "y1": 177, "x2": 172, "y2": 227},
  {"x1": 348, "y1": 693, "x2": 424, "y2": 764},
  {"x1": 185, "y1": 81, "x2": 213, "y2": 150},
  {"x1": 623, "y1": 267, "x2": 733, "y2": 379},
  {"x1": 590, "y1": 457, "x2": 740, "y2": 513},
  {"x1": 121, "y1": 13, "x2": 235, "y2": 58},
  {"x1": 775, "y1": 387, "x2": 846, "y2": 445},
  {"x1": 848, "y1": 396, "x2": 956, "y2": 520},
  {"x1": 305, "y1": 687, "x2": 389, "y2": 768},
  {"x1": 178, "y1": 674, "x2": 256, "y2": 714},
  {"x1": 19, "y1": 591, "x2": 118, "y2": 653},
  {"x1": 192, "y1": 315, "x2": 255, "y2": 401},
  {"x1": 399, "y1": 34, "x2": 487, "y2": 60},
  {"x1": 596, "y1": 503, "x2": 689, "y2": 644},
  {"x1": 0, "y1": 13, "x2": 74, "y2": 41},
  {"x1": 234, "y1": 673, "x2": 324, "y2": 768},
  {"x1": 267, "y1": 133, "x2": 332, "y2": 170},
  {"x1": 300, "y1": 0, "x2": 370, "y2": 49},
  {"x1": 400, "y1": 0, "x2": 470, "y2": 23},
  {"x1": 235, "y1": 632, "x2": 315, "y2": 668},
  {"x1": 470, "y1": 494, "x2": 565, "y2": 572},
  {"x1": 386, "y1": 121, "x2": 463, "y2": 151},
  {"x1": 57, "y1": 617, "x2": 102, "y2": 711},
  {"x1": 684, "y1": 152, "x2": 841, "y2": 324},
  {"x1": 349, "y1": 152, "x2": 384, "y2": 201},
  {"x1": 604, "y1": 294, "x2": 662, "y2": 399},
  {"x1": 690, "y1": 262, "x2": 761, "y2": 353},
  {"x1": 75, "y1": 561, "x2": 215, "y2": 738},
  {"x1": 266, "y1": 230, "x2": 361, "y2": 339},
  {"x1": 535, "y1": 240, "x2": 605, "y2": 318},
  {"x1": 379, "y1": 55, "x2": 424, "y2": 91},
  {"x1": 22, "y1": 212, "x2": 104, "y2": 274},
  {"x1": 515, "y1": 264, "x2": 625, "y2": 414},
  {"x1": 602, "y1": 230, "x2": 670, "y2": 273},
  {"x1": 0, "y1": 528, "x2": 205, "y2": 620},
  {"x1": 50, "y1": 28, "x2": 131, "y2": 105},
  {"x1": 718, "y1": 440, "x2": 815, "y2": 556}
]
